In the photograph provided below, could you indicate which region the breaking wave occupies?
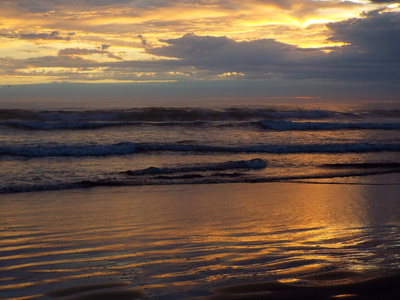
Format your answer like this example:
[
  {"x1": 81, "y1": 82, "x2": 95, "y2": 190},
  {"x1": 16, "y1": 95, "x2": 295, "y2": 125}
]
[{"x1": 123, "y1": 158, "x2": 267, "y2": 176}]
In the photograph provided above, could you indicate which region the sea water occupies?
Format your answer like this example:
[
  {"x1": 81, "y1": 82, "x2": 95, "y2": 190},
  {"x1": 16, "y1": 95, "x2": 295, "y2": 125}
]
[
  {"x1": 1, "y1": 101, "x2": 400, "y2": 193},
  {"x1": 1, "y1": 100, "x2": 400, "y2": 299}
]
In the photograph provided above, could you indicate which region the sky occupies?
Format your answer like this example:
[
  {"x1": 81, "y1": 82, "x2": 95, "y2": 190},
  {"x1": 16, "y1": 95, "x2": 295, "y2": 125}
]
[{"x1": 0, "y1": 0, "x2": 399, "y2": 103}]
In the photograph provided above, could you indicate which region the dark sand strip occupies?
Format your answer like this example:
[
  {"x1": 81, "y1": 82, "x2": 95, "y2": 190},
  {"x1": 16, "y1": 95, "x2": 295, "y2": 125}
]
[
  {"x1": 46, "y1": 282, "x2": 131, "y2": 297},
  {"x1": 63, "y1": 288, "x2": 146, "y2": 300},
  {"x1": 192, "y1": 272, "x2": 400, "y2": 300}
]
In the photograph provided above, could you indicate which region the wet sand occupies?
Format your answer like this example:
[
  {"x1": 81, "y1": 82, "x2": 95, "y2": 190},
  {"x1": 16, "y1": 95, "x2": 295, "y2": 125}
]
[
  {"x1": 193, "y1": 271, "x2": 400, "y2": 299},
  {"x1": 1, "y1": 182, "x2": 400, "y2": 299},
  {"x1": 39, "y1": 271, "x2": 400, "y2": 300}
]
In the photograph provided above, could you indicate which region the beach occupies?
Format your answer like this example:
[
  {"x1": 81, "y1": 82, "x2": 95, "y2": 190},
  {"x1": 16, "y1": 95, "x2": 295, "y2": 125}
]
[
  {"x1": 2, "y1": 0, "x2": 400, "y2": 298},
  {"x1": 1, "y1": 182, "x2": 400, "y2": 299}
]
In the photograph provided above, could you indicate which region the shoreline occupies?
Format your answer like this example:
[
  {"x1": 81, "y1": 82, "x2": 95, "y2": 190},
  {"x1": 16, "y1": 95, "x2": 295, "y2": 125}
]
[{"x1": 2, "y1": 173, "x2": 400, "y2": 196}]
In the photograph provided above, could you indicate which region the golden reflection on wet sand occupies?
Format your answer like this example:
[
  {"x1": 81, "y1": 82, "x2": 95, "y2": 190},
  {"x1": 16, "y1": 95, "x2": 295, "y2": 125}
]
[{"x1": 1, "y1": 182, "x2": 399, "y2": 299}]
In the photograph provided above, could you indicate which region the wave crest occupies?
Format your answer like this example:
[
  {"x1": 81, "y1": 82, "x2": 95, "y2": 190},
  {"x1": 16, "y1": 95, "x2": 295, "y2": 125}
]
[{"x1": 124, "y1": 158, "x2": 267, "y2": 176}]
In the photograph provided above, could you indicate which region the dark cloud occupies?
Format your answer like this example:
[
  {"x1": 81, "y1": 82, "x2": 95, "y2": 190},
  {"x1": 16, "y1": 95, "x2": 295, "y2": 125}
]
[
  {"x1": 138, "y1": 35, "x2": 147, "y2": 46},
  {"x1": 18, "y1": 31, "x2": 75, "y2": 41},
  {"x1": 327, "y1": 11, "x2": 400, "y2": 62},
  {"x1": 144, "y1": 10, "x2": 400, "y2": 82},
  {"x1": 130, "y1": 0, "x2": 231, "y2": 9},
  {"x1": 58, "y1": 47, "x2": 123, "y2": 60},
  {"x1": 130, "y1": 0, "x2": 170, "y2": 8},
  {"x1": 0, "y1": 55, "x2": 98, "y2": 76},
  {"x1": 147, "y1": 33, "x2": 309, "y2": 70},
  {"x1": 368, "y1": 0, "x2": 398, "y2": 2},
  {"x1": 7, "y1": 0, "x2": 134, "y2": 12},
  {"x1": 19, "y1": 50, "x2": 40, "y2": 53}
]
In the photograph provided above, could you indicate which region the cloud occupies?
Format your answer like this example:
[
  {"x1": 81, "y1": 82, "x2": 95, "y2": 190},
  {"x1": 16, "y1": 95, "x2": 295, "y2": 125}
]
[
  {"x1": 130, "y1": 0, "x2": 171, "y2": 8},
  {"x1": 147, "y1": 33, "x2": 306, "y2": 69},
  {"x1": 142, "y1": 9, "x2": 400, "y2": 82},
  {"x1": 1, "y1": 2, "x2": 399, "y2": 85},
  {"x1": 368, "y1": 0, "x2": 399, "y2": 2},
  {"x1": 0, "y1": 0, "x2": 374, "y2": 51},
  {"x1": 327, "y1": 10, "x2": 400, "y2": 62},
  {"x1": 58, "y1": 47, "x2": 123, "y2": 60},
  {"x1": 17, "y1": 31, "x2": 75, "y2": 41},
  {"x1": 144, "y1": 32, "x2": 327, "y2": 80},
  {"x1": 137, "y1": 35, "x2": 147, "y2": 46},
  {"x1": 2, "y1": 0, "x2": 134, "y2": 12}
]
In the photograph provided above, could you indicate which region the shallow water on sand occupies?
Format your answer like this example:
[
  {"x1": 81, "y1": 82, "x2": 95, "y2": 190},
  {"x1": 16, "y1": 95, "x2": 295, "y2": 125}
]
[{"x1": 1, "y1": 182, "x2": 400, "y2": 299}]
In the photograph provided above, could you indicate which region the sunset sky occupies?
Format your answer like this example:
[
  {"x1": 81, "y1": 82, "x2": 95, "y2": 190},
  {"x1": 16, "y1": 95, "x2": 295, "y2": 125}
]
[{"x1": 0, "y1": 0, "x2": 399, "y2": 103}]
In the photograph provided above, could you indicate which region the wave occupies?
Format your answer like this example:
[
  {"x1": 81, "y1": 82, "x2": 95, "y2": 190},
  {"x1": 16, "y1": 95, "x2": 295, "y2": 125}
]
[
  {"x1": 0, "y1": 142, "x2": 137, "y2": 157},
  {"x1": 2, "y1": 107, "x2": 400, "y2": 131},
  {"x1": 259, "y1": 120, "x2": 400, "y2": 131},
  {"x1": 123, "y1": 158, "x2": 267, "y2": 176},
  {"x1": 0, "y1": 108, "x2": 337, "y2": 122},
  {"x1": 4, "y1": 119, "x2": 400, "y2": 131},
  {"x1": 4, "y1": 107, "x2": 400, "y2": 124},
  {"x1": 0, "y1": 120, "x2": 212, "y2": 130},
  {"x1": 0, "y1": 121, "x2": 135, "y2": 130},
  {"x1": 2, "y1": 142, "x2": 400, "y2": 157},
  {"x1": 135, "y1": 143, "x2": 400, "y2": 154},
  {"x1": 3, "y1": 167, "x2": 400, "y2": 194}
]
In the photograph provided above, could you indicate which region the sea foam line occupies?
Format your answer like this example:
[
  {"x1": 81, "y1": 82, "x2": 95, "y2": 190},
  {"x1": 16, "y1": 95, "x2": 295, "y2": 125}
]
[{"x1": 3, "y1": 168, "x2": 400, "y2": 194}]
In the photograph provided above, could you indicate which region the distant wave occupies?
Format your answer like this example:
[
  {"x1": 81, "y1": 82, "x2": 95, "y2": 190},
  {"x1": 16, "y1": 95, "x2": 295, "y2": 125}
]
[
  {"x1": 0, "y1": 142, "x2": 137, "y2": 157},
  {"x1": 0, "y1": 121, "x2": 136, "y2": 130},
  {"x1": 0, "y1": 108, "x2": 337, "y2": 122},
  {"x1": 123, "y1": 158, "x2": 267, "y2": 176},
  {"x1": 2, "y1": 107, "x2": 400, "y2": 131},
  {"x1": 2, "y1": 142, "x2": 400, "y2": 157},
  {"x1": 259, "y1": 120, "x2": 400, "y2": 131},
  {"x1": 0, "y1": 120, "x2": 209, "y2": 130},
  {"x1": 4, "y1": 107, "x2": 400, "y2": 124},
  {"x1": 4, "y1": 119, "x2": 400, "y2": 131}
]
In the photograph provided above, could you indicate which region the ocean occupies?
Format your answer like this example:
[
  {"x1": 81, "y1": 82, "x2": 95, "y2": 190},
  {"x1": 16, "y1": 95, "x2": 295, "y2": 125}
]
[
  {"x1": 1, "y1": 101, "x2": 400, "y2": 193},
  {"x1": 1, "y1": 100, "x2": 400, "y2": 300}
]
